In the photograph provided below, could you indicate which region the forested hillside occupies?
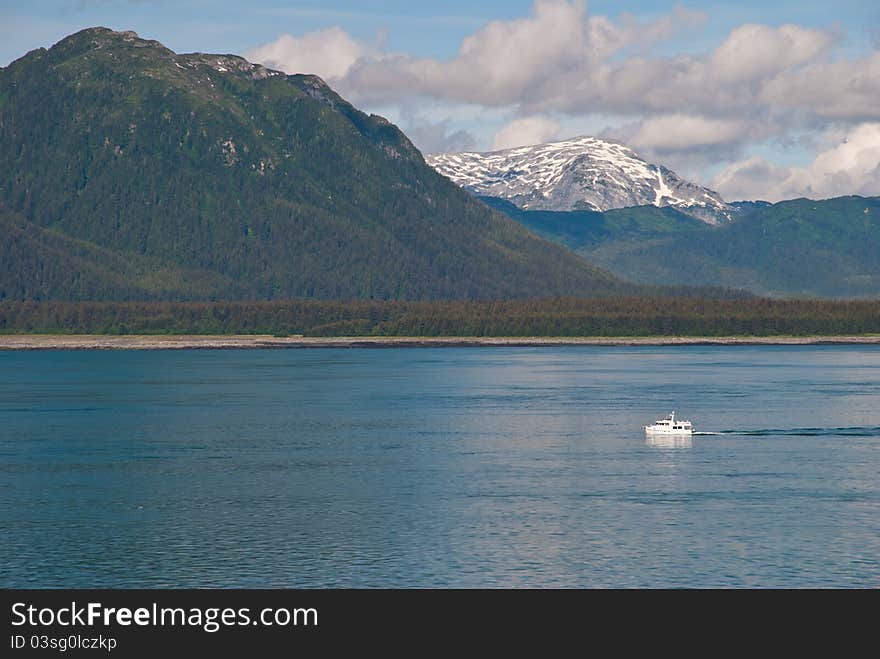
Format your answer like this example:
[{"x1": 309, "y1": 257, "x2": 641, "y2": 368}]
[
  {"x1": 0, "y1": 28, "x2": 626, "y2": 301},
  {"x1": 485, "y1": 196, "x2": 880, "y2": 297},
  {"x1": 3, "y1": 297, "x2": 878, "y2": 337}
]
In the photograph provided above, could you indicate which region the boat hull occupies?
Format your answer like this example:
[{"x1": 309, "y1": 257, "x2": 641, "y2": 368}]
[{"x1": 645, "y1": 426, "x2": 693, "y2": 435}]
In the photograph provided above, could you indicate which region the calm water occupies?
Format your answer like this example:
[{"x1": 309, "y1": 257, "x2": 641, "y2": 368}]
[{"x1": 1, "y1": 346, "x2": 879, "y2": 588}]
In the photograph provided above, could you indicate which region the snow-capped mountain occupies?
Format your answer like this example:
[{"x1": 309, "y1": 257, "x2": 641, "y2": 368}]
[{"x1": 427, "y1": 136, "x2": 732, "y2": 224}]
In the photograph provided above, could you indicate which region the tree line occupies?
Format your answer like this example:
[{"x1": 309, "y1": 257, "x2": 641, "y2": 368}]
[{"x1": 2, "y1": 297, "x2": 879, "y2": 337}]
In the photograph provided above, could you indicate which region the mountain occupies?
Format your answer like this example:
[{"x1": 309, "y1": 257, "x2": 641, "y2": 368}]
[
  {"x1": 485, "y1": 195, "x2": 880, "y2": 298},
  {"x1": 0, "y1": 27, "x2": 628, "y2": 301},
  {"x1": 729, "y1": 200, "x2": 773, "y2": 215},
  {"x1": 481, "y1": 197, "x2": 705, "y2": 246},
  {"x1": 427, "y1": 136, "x2": 733, "y2": 224}
]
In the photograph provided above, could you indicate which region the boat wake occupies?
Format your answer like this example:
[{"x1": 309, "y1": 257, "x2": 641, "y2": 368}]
[{"x1": 695, "y1": 426, "x2": 880, "y2": 437}]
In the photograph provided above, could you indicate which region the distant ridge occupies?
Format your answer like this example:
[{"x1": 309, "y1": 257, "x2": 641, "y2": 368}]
[{"x1": 485, "y1": 194, "x2": 880, "y2": 298}]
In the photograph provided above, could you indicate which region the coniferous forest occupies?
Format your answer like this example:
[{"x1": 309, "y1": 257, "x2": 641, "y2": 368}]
[
  {"x1": 485, "y1": 196, "x2": 880, "y2": 298},
  {"x1": 3, "y1": 298, "x2": 879, "y2": 337},
  {"x1": 0, "y1": 28, "x2": 622, "y2": 302}
]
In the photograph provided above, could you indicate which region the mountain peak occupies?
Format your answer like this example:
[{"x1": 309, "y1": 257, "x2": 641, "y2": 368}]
[
  {"x1": 428, "y1": 135, "x2": 732, "y2": 224},
  {"x1": 55, "y1": 26, "x2": 171, "y2": 54}
]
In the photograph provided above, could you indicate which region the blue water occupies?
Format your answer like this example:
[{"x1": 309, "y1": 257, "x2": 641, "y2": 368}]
[{"x1": 1, "y1": 346, "x2": 879, "y2": 588}]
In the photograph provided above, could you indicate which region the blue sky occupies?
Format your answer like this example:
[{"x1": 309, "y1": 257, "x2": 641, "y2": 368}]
[
  {"x1": 2, "y1": 1, "x2": 877, "y2": 65},
  {"x1": 3, "y1": 1, "x2": 879, "y2": 200}
]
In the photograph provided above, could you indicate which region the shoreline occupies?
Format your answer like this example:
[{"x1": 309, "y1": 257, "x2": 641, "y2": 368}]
[{"x1": 2, "y1": 334, "x2": 880, "y2": 350}]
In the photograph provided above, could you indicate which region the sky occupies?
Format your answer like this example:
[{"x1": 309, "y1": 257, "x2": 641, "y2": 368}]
[{"x1": 2, "y1": 0, "x2": 879, "y2": 201}]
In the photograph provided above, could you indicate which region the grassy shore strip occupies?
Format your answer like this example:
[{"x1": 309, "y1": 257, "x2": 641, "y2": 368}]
[{"x1": 2, "y1": 335, "x2": 880, "y2": 350}]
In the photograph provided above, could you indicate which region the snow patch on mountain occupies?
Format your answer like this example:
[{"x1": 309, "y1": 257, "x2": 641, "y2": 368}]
[{"x1": 427, "y1": 136, "x2": 733, "y2": 224}]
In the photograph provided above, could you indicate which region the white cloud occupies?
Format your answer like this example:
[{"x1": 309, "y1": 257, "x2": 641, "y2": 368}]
[
  {"x1": 710, "y1": 157, "x2": 791, "y2": 201},
  {"x1": 713, "y1": 123, "x2": 880, "y2": 201},
  {"x1": 492, "y1": 117, "x2": 560, "y2": 150},
  {"x1": 322, "y1": 3, "x2": 864, "y2": 124},
  {"x1": 247, "y1": 3, "x2": 876, "y2": 128},
  {"x1": 247, "y1": 27, "x2": 366, "y2": 79},
  {"x1": 759, "y1": 51, "x2": 880, "y2": 120},
  {"x1": 403, "y1": 119, "x2": 477, "y2": 154},
  {"x1": 244, "y1": 1, "x2": 880, "y2": 199},
  {"x1": 613, "y1": 6, "x2": 708, "y2": 53},
  {"x1": 288, "y1": 1, "x2": 715, "y2": 110},
  {"x1": 546, "y1": 22, "x2": 843, "y2": 119},
  {"x1": 628, "y1": 115, "x2": 747, "y2": 151},
  {"x1": 338, "y1": 0, "x2": 595, "y2": 107},
  {"x1": 709, "y1": 23, "x2": 833, "y2": 84}
]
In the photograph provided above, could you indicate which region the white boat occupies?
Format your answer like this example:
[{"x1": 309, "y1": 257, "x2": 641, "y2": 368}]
[{"x1": 645, "y1": 411, "x2": 693, "y2": 435}]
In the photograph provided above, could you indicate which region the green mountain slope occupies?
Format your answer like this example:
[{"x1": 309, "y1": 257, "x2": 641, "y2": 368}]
[
  {"x1": 484, "y1": 195, "x2": 880, "y2": 297},
  {"x1": 0, "y1": 210, "x2": 243, "y2": 300},
  {"x1": 480, "y1": 197, "x2": 705, "y2": 247},
  {"x1": 0, "y1": 27, "x2": 626, "y2": 301}
]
